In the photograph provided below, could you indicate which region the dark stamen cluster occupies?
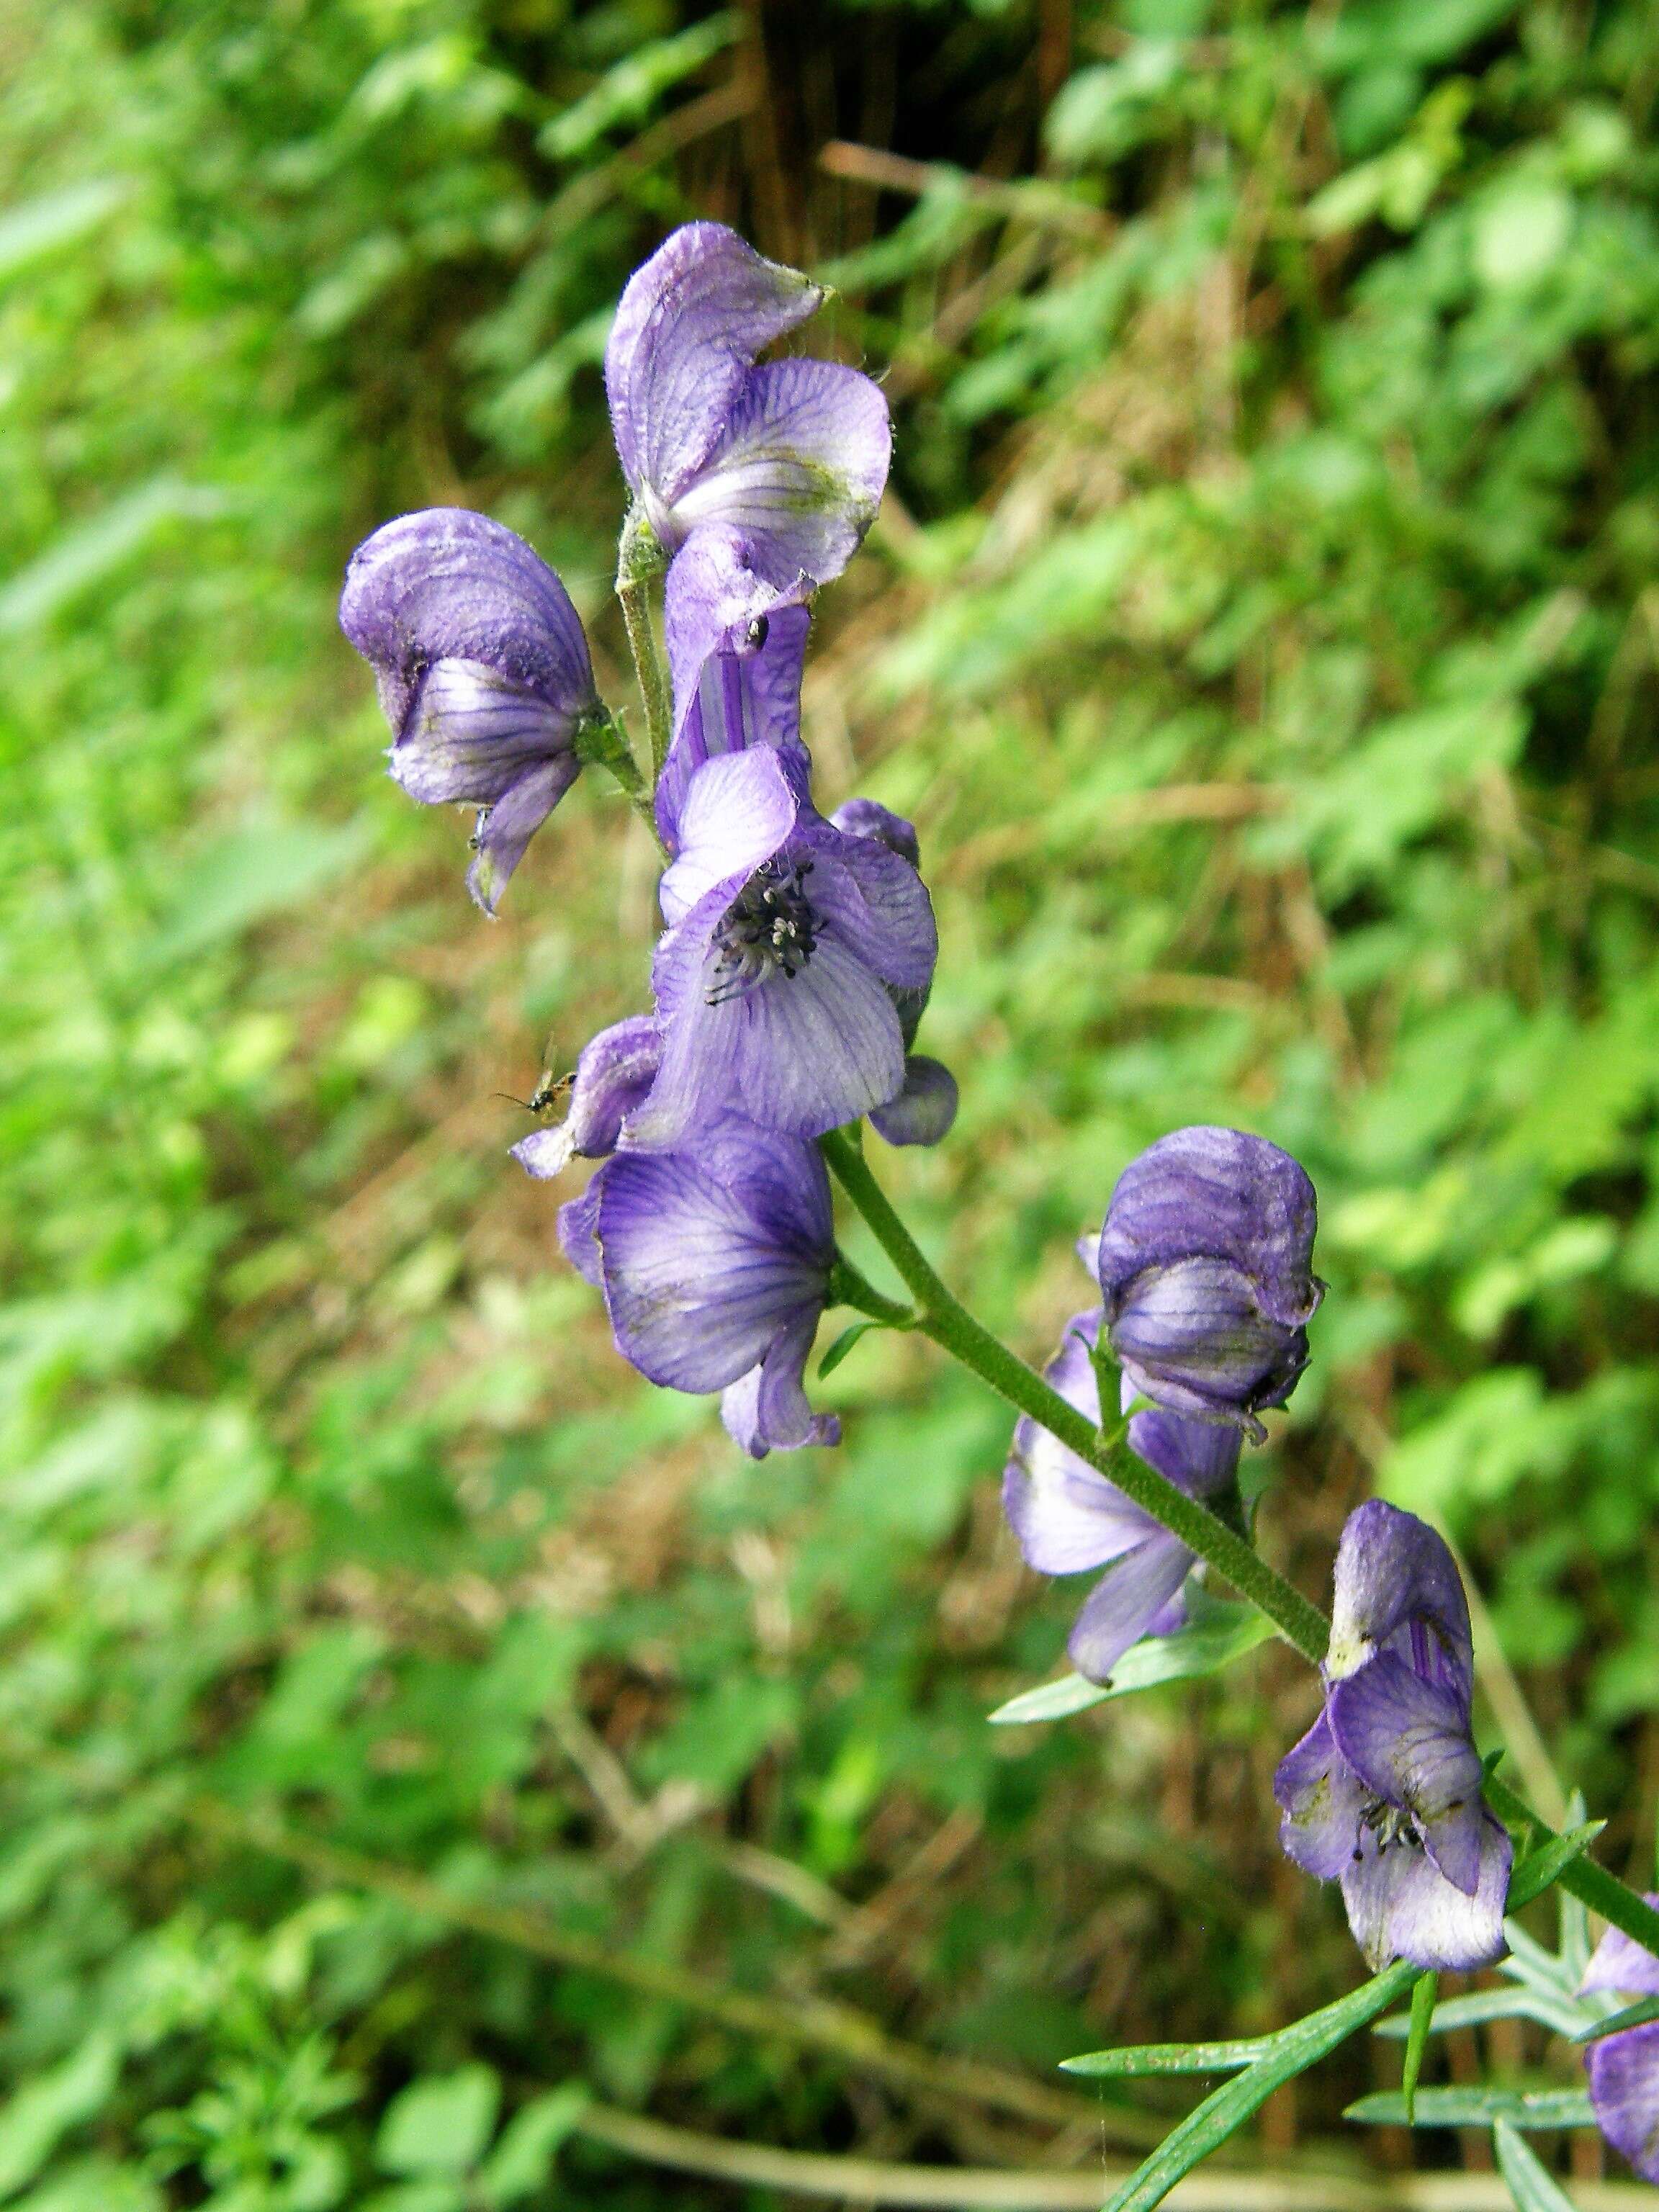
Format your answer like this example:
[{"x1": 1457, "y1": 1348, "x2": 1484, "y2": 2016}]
[
  {"x1": 707, "y1": 858, "x2": 817, "y2": 1004},
  {"x1": 1354, "y1": 1797, "x2": 1418, "y2": 1861}
]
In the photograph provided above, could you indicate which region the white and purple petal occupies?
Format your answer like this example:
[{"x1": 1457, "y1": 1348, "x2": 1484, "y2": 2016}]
[
  {"x1": 657, "y1": 526, "x2": 814, "y2": 849},
  {"x1": 657, "y1": 745, "x2": 806, "y2": 925},
  {"x1": 1002, "y1": 1316, "x2": 1164, "y2": 1574},
  {"x1": 1586, "y1": 2023, "x2": 1659, "y2": 2182},
  {"x1": 1274, "y1": 1712, "x2": 1371, "y2": 1881},
  {"x1": 590, "y1": 1127, "x2": 832, "y2": 1396},
  {"x1": 1067, "y1": 1532, "x2": 1195, "y2": 1684},
  {"x1": 1125, "y1": 1402, "x2": 1241, "y2": 1501},
  {"x1": 605, "y1": 224, "x2": 825, "y2": 536},
  {"x1": 1326, "y1": 1500, "x2": 1473, "y2": 1699},
  {"x1": 1582, "y1": 1895, "x2": 1659, "y2": 2001},
  {"x1": 721, "y1": 1310, "x2": 842, "y2": 1460},
  {"x1": 341, "y1": 507, "x2": 596, "y2": 738},
  {"x1": 1326, "y1": 1653, "x2": 1485, "y2": 1896},
  {"x1": 670, "y1": 354, "x2": 892, "y2": 587},
  {"x1": 1110, "y1": 1254, "x2": 1312, "y2": 1434},
  {"x1": 1339, "y1": 1812, "x2": 1511, "y2": 1974},
  {"x1": 511, "y1": 1015, "x2": 660, "y2": 1182},
  {"x1": 814, "y1": 824, "x2": 938, "y2": 997},
  {"x1": 1097, "y1": 1126, "x2": 1322, "y2": 1306}
]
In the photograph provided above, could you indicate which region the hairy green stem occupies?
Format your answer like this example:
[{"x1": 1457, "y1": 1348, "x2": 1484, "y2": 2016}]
[
  {"x1": 616, "y1": 575, "x2": 673, "y2": 786},
  {"x1": 818, "y1": 1126, "x2": 1659, "y2": 1962}
]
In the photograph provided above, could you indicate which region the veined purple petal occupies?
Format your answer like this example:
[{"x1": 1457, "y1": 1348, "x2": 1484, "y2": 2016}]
[
  {"x1": 1067, "y1": 1533, "x2": 1195, "y2": 1683},
  {"x1": 1002, "y1": 1317, "x2": 1159, "y2": 1574},
  {"x1": 1327, "y1": 1653, "x2": 1485, "y2": 1896},
  {"x1": 341, "y1": 508, "x2": 596, "y2": 736},
  {"x1": 1274, "y1": 1712, "x2": 1371, "y2": 1881},
  {"x1": 1581, "y1": 1895, "x2": 1659, "y2": 2000},
  {"x1": 815, "y1": 823, "x2": 938, "y2": 997},
  {"x1": 1110, "y1": 1254, "x2": 1311, "y2": 1434},
  {"x1": 658, "y1": 746, "x2": 806, "y2": 925},
  {"x1": 1125, "y1": 1403, "x2": 1241, "y2": 1500},
  {"x1": 830, "y1": 796, "x2": 920, "y2": 869},
  {"x1": 721, "y1": 1311, "x2": 842, "y2": 1459},
  {"x1": 557, "y1": 1182, "x2": 604, "y2": 1290},
  {"x1": 669, "y1": 355, "x2": 892, "y2": 587},
  {"x1": 340, "y1": 508, "x2": 598, "y2": 912},
  {"x1": 467, "y1": 754, "x2": 582, "y2": 914},
  {"x1": 1586, "y1": 2023, "x2": 1659, "y2": 2182},
  {"x1": 657, "y1": 526, "x2": 813, "y2": 850},
  {"x1": 869, "y1": 1055, "x2": 958, "y2": 1148},
  {"x1": 390, "y1": 660, "x2": 572, "y2": 806},
  {"x1": 1339, "y1": 1812, "x2": 1510, "y2": 1973},
  {"x1": 1326, "y1": 1500, "x2": 1473, "y2": 1700},
  {"x1": 591, "y1": 1127, "x2": 832, "y2": 1395},
  {"x1": 511, "y1": 1015, "x2": 660, "y2": 1182},
  {"x1": 1097, "y1": 1126, "x2": 1321, "y2": 1307},
  {"x1": 606, "y1": 224, "x2": 824, "y2": 536}
]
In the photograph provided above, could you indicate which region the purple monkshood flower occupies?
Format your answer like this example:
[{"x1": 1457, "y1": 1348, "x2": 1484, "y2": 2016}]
[
  {"x1": 1274, "y1": 1501, "x2": 1511, "y2": 1974},
  {"x1": 1002, "y1": 1312, "x2": 1239, "y2": 1683},
  {"x1": 1096, "y1": 1125, "x2": 1323, "y2": 1439},
  {"x1": 511, "y1": 1016, "x2": 660, "y2": 1183},
  {"x1": 340, "y1": 508, "x2": 603, "y2": 914},
  {"x1": 655, "y1": 524, "x2": 814, "y2": 851},
  {"x1": 1579, "y1": 1895, "x2": 1659, "y2": 2182},
  {"x1": 630, "y1": 746, "x2": 937, "y2": 1145},
  {"x1": 829, "y1": 796, "x2": 957, "y2": 1149},
  {"x1": 606, "y1": 222, "x2": 891, "y2": 589},
  {"x1": 558, "y1": 1120, "x2": 839, "y2": 1458}
]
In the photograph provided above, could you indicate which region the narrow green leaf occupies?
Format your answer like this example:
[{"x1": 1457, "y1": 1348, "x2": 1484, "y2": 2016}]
[
  {"x1": 1376, "y1": 1987, "x2": 1586, "y2": 2041},
  {"x1": 989, "y1": 1602, "x2": 1274, "y2": 1725},
  {"x1": 1345, "y1": 2087, "x2": 1596, "y2": 2131},
  {"x1": 989, "y1": 1672, "x2": 1110, "y2": 1725},
  {"x1": 1060, "y1": 2036, "x2": 1278, "y2": 2078},
  {"x1": 1574, "y1": 1991, "x2": 1659, "y2": 2044},
  {"x1": 480, "y1": 2085, "x2": 590, "y2": 2207},
  {"x1": 817, "y1": 1321, "x2": 884, "y2": 1380},
  {"x1": 1507, "y1": 1822, "x2": 1606, "y2": 1914},
  {"x1": 1493, "y1": 2118, "x2": 1580, "y2": 2211},
  {"x1": 0, "y1": 178, "x2": 128, "y2": 282},
  {"x1": 1099, "y1": 1961, "x2": 1416, "y2": 2212},
  {"x1": 1401, "y1": 1971, "x2": 1437, "y2": 2123},
  {"x1": 0, "y1": 2033, "x2": 121, "y2": 2197}
]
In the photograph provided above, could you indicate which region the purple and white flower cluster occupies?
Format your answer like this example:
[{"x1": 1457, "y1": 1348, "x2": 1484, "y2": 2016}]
[
  {"x1": 339, "y1": 222, "x2": 1653, "y2": 2051},
  {"x1": 341, "y1": 222, "x2": 948, "y2": 1457}
]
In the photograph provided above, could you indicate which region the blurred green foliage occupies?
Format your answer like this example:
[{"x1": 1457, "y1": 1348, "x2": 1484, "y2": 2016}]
[{"x1": 2, "y1": 0, "x2": 1658, "y2": 2198}]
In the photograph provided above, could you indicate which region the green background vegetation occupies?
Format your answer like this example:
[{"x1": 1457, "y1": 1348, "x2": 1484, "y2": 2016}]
[{"x1": 2, "y1": 0, "x2": 1658, "y2": 2199}]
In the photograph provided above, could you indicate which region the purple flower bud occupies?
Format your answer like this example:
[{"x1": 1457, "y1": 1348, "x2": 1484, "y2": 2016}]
[
  {"x1": 1274, "y1": 1502, "x2": 1511, "y2": 1974},
  {"x1": 606, "y1": 222, "x2": 891, "y2": 588},
  {"x1": 655, "y1": 524, "x2": 814, "y2": 852},
  {"x1": 1096, "y1": 1126, "x2": 1323, "y2": 1437},
  {"x1": 1002, "y1": 1315, "x2": 1238, "y2": 1683},
  {"x1": 830, "y1": 797, "x2": 921, "y2": 871},
  {"x1": 632, "y1": 747, "x2": 937, "y2": 1146},
  {"x1": 1580, "y1": 1895, "x2": 1659, "y2": 2181},
  {"x1": 340, "y1": 508, "x2": 601, "y2": 914},
  {"x1": 511, "y1": 1016, "x2": 660, "y2": 1182},
  {"x1": 562, "y1": 1120, "x2": 840, "y2": 1459},
  {"x1": 869, "y1": 1056, "x2": 958, "y2": 1148}
]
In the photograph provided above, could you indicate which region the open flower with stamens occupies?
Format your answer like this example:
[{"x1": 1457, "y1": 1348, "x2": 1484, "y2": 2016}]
[
  {"x1": 1002, "y1": 1313, "x2": 1239, "y2": 1683},
  {"x1": 1580, "y1": 1894, "x2": 1659, "y2": 2181},
  {"x1": 606, "y1": 222, "x2": 890, "y2": 588},
  {"x1": 339, "y1": 508, "x2": 603, "y2": 914},
  {"x1": 632, "y1": 747, "x2": 937, "y2": 1144},
  {"x1": 1274, "y1": 1501, "x2": 1510, "y2": 1973},
  {"x1": 1096, "y1": 1125, "x2": 1323, "y2": 1439},
  {"x1": 557, "y1": 1120, "x2": 839, "y2": 1458}
]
